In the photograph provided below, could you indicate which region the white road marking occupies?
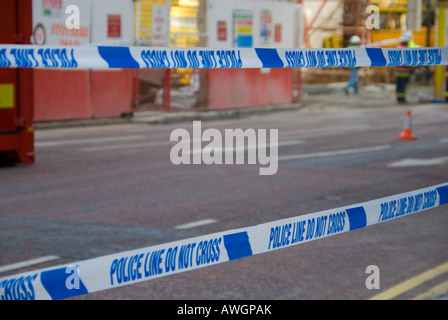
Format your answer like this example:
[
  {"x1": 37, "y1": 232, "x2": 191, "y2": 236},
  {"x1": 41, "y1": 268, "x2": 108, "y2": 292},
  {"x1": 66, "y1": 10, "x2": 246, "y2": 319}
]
[
  {"x1": 80, "y1": 138, "x2": 206, "y2": 153},
  {"x1": 80, "y1": 139, "x2": 302, "y2": 153},
  {"x1": 0, "y1": 255, "x2": 59, "y2": 274},
  {"x1": 278, "y1": 145, "x2": 392, "y2": 161},
  {"x1": 387, "y1": 156, "x2": 448, "y2": 168},
  {"x1": 185, "y1": 140, "x2": 303, "y2": 156},
  {"x1": 174, "y1": 219, "x2": 217, "y2": 230},
  {"x1": 280, "y1": 125, "x2": 369, "y2": 137},
  {"x1": 36, "y1": 135, "x2": 145, "y2": 147},
  {"x1": 80, "y1": 140, "x2": 172, "y2": 152}
]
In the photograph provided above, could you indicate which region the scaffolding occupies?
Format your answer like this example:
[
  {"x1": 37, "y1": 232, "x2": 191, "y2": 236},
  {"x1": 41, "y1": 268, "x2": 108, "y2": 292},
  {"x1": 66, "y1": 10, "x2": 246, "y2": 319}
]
[
  {"x1": 341, "y1": 0, "x2": 371, "y2": 46},
  {"x1": 302, "y1": 0, "x2": 370, "y2": 48}
]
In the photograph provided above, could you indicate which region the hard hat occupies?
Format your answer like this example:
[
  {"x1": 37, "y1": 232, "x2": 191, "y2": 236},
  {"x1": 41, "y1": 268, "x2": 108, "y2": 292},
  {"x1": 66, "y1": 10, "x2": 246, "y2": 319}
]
[
  {"x1": 349, "y1": 35, "x2": 361, "y2": 44},
  {"x1": 400, "y1": 30, "x2": 413, "y2": 43}
]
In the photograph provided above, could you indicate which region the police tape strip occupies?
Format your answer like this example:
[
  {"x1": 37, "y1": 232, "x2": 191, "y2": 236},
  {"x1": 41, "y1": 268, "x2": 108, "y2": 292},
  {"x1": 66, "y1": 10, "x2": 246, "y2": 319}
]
[
  {"x1": 0, "y1": 45, "x2": 447, "y2": 70},
  {"x1": 1, "y1": 182, "x2": 447, "y2": 300},
  {"x1": 359, "y1": 38, "x2": 400, "y2": 48}
]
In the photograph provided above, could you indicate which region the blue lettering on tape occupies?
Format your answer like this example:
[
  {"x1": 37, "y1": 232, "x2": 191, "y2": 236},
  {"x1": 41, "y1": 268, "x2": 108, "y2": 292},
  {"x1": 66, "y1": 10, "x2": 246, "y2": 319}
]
[
  {"x1": 346, "y1": 206, "x2": 367, "y2": 230},
  {"x1": 41, "y1": 267, "x2": 88, "y2": 300},
  {"x1": 141, "y1": 49, "x2": 170, "y2": 68},
  {"x1": 378, "y1": 190, "x2": 438, "y2": 223},
  {"x1": 98, "y1": 46, "x2": 139, "y2": 68},
  {"x1": 0, "y1": 274, "x2": 38, "y2": 300},
  {"x1": 306, "y1": 51, "x2": 318, "y2": 67},
  {"x1": 196, "y1": 238, "x2": 222, "y2": 266},
  {"x1": 326, "y1": 211, "x2": 346, "y2": 235},
  {"x1": 170, "y1": 50, "x2": 187, "y2": 68},
  {"x1": 285, "y1": 50, "x2": 305, "y2": 68},
  {"x1": 187, "y1": 50, "x2": 200, "y2": 68},
  {"x1": 199, "y1": 50, "x2": 217, "y2": 68},
  {"x1": 216, "y1": 50, "x2": 243, "y2": 68},
  {"x1": 386, "y1": 48, "x2": 442, "y2": 67},
  {"x1": 269, "y1": 222, "x2": 294, "y2": 249},
  {"x1": 387, "y1": 50, "x2": 403, "y2": 66},
  {"x1": 255, "y1": 48, "x2": 284, "y2": 68},
  {"x1": 336, "y1": 50, "x2": 357, "y2": 67},
  {"x1": 110, "y1": 253, "x2": 145, "y2": 285},
  {"x1": 9, "y1": 49, "x2": 37, "y2": 67},
  {"x1": 36, "y1": 48, "x2": 77, "y2": 68},
  {"x1": 285, "y1": 49, "x2": 357, "y2": 68},
  {"x1": 223, "y1": 232, "x2": 253, "y2": 261},
  {"x1": 366, "y1": 48, "x2": 387, "y2": 67},
  {"x1": 0, "y1": 49, "x2": 12, "y2": 67}
]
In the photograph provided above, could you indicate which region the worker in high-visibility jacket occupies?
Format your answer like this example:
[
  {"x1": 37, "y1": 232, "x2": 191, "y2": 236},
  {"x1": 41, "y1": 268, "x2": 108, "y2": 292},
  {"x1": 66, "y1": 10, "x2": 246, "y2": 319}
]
[{"x1": 395, "y1": 31, "x2": 419, "y2": 103}]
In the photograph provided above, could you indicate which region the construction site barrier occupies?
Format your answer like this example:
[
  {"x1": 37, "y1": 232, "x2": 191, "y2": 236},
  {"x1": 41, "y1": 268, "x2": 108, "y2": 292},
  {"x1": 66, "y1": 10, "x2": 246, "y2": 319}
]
[
  {"x1": 0, "y1": 45, "x2": 447, "y2": 70},
  {"x1": 0, "y1": 182, "x2": 447, "y2": 300}
]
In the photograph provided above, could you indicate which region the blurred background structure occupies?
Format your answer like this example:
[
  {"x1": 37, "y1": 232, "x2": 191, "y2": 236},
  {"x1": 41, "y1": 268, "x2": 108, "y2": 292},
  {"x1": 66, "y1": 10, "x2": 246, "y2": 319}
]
[{"x1": 1, "y1": 0, "x2": 447, "y2": 164}]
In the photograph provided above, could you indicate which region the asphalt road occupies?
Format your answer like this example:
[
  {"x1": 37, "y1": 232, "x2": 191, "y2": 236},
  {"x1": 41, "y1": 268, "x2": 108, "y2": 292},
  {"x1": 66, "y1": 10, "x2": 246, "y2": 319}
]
[{"x1": 1, "y1": 102, "x2": 447, "y2": 300}]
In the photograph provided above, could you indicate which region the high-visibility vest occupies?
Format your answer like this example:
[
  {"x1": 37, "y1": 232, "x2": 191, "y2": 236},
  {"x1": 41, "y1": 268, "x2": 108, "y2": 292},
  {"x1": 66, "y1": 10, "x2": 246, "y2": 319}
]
[
  {"x1": 446, "y1": 68, "x2": 448, "y2": 100},
  {"x1": 408, "y1": 40, "x2": 420, "y2": 48}
]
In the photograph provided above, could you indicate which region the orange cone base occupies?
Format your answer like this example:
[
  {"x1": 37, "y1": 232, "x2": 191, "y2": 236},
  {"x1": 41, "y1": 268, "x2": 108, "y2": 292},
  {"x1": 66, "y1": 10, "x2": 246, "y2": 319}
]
[{"x1": 398, "y1": 129, "x2": 417, "y2": 140}]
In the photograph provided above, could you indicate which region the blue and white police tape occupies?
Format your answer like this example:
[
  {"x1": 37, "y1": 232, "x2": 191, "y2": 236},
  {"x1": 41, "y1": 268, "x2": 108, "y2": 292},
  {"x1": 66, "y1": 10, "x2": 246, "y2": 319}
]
[
  {"x1": 1, "y1": 182, "x2": 447, "y2": 300},
  {"x1": 0, "y1": 45, "x2": 447, "y2": 70}
]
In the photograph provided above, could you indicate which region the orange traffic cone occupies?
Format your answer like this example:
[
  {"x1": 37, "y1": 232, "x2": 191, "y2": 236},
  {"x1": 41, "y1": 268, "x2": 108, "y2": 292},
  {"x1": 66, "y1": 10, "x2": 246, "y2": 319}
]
[{"x1": 398, "y1": 110, "x2": 417, "y2": 140}]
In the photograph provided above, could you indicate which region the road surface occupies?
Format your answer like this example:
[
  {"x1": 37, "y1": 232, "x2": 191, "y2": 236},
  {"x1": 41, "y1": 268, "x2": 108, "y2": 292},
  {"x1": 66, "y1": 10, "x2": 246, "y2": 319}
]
[{"x1": 1, "y1": 102, "x2": 447, "y2": 300}]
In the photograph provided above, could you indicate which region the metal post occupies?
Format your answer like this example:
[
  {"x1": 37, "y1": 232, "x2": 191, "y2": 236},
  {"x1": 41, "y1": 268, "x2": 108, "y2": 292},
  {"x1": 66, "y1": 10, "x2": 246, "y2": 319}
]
[
  {"x1": 407, "y1": 0, "x2": 423, "y2": 31},
  {"x1": 163, "y1": 69, "x2": 171, "y2": 110},
  {"x1": 434, "y1": 5, "x2": 447, "y2": 100},
  {"x1": 135, "y1": 0, "x2": 141, "y2": 45}
]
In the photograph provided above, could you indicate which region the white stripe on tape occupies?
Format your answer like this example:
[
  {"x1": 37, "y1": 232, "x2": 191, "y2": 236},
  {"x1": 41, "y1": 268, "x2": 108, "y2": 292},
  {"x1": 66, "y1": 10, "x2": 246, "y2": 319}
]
[
  {"x1": 0, "y1": 45, "x2": 447, "y2": 70},
  {"x1": 0, "y1": 182, "x2": 447, "y2": 300}
]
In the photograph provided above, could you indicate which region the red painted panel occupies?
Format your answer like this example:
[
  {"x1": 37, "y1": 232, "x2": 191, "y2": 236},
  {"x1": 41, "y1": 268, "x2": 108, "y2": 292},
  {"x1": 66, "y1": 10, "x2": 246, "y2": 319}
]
[
  {"x1": 90, "y1": 69, "x2": 134, "y2": 118},
  {"x1": 33, "y1": 70, "x2": 91, "y2": 121},
  {"x1": 33, "y1": 69, "x2": 134, "y2": 121},
  {"x1": 207, "y1": 68, "x2": 293, "y2": 110}
]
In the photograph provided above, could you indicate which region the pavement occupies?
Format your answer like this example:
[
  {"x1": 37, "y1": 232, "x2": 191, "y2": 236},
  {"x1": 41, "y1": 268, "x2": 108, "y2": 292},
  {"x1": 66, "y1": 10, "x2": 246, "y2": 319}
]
[
  {"x1": 33, "y1": 81, "x2": 442, "y2": 130},
  {"x1": 300, "y1": 81, "x2": 436, "y2": 109}
]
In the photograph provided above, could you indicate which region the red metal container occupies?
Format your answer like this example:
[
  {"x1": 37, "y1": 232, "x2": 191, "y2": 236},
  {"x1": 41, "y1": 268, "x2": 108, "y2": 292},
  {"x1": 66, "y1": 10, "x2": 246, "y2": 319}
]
[{"x1": 0, "y1": 0, "x2": 34, "y2": 165}]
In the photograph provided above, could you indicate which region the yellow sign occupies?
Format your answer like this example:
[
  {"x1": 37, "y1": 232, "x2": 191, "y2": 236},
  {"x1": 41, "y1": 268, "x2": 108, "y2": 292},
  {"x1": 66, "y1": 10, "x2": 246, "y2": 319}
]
[{"x1": 0, "y1": 84, "x2": 14, "y2": 109}]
